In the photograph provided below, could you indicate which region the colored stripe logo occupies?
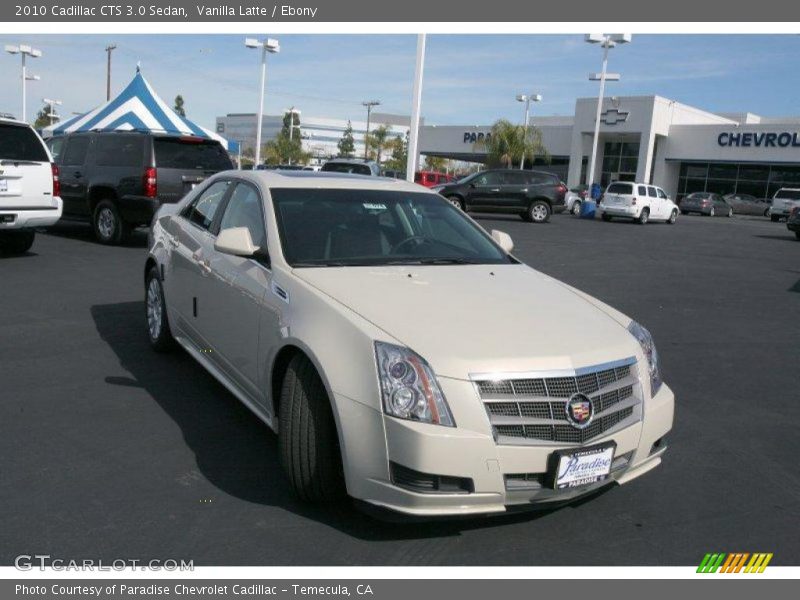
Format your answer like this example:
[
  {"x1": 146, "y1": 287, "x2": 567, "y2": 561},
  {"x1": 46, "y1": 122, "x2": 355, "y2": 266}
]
[{"x1": 697, "y1": 553, "x2": 773, "y2": 573}]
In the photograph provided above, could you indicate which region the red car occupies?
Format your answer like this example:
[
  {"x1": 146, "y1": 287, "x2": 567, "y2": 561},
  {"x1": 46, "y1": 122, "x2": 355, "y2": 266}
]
[{"x1": 415, "y1": 170, "x2": 456, "y2": 188}]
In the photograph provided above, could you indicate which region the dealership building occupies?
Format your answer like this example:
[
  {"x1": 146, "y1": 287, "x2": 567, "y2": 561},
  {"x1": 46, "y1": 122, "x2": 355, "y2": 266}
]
[{"x1": 418, "y1": 95, "x2": 800, "y2": 200}]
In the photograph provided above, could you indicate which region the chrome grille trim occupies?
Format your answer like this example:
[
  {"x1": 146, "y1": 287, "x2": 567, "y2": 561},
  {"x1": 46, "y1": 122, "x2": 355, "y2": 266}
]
[{"x1": 473, "y1": 357, "x2": 642, "y2": 446}]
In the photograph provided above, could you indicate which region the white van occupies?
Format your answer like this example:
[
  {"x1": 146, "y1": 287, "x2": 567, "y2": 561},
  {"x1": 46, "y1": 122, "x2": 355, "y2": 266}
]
[
  {"x1": 0, "y1": 118, "x2": 62, "y2": 254},
  {"x1": 769, "y1": 188, "x2": 800, "y2": 222},
  {"x1": 599, "y1": 182, "x2": 679, "y2": 225}
]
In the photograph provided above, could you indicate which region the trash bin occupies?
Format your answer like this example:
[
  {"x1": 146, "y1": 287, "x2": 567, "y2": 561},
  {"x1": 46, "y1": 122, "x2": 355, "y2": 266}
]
[
  {"x1": 580, "y1": 198, "x2": 597, "y2": 219},
  {"x1": 590, "y1": 183, "x2": 602, "y2": 200}
]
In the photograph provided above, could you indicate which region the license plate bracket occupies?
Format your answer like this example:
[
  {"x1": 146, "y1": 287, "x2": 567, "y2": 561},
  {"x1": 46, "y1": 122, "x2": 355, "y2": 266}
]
[{"x1": 547, "y1": 442, "x2": 616, "y2": 490}]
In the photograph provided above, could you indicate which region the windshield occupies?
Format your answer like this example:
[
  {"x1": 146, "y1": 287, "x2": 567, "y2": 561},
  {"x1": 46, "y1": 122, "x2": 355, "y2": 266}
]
[
  {"x1": 154, "y1": 138, "x2": 233, "y2": 171},
  {"x1": 0, "y1": 123, "x2": 49, "y2": 162},
  {"x1": 321, "y1": 162, "x2": 372, "y2": 175},
  {"x1": 775, "y1": 189, "x2": 800, "y2": 200},
  {"x1": 271, "y1": 188, "x2": 513, "y2": 267}
]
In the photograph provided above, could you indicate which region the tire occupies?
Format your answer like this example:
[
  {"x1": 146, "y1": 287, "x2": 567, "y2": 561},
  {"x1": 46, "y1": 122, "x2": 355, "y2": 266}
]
[
  {"x1": 667, "y1": 210, "x2": 678, "y2": 225},
  {"x1": 279, "y1": 354, "x2": 345, "y2": 503},
  {"x1": 727, "y1": 208, "x2": 734, "y2": 218},
  {"x1": 771, "y1": 215, "x2": 780, "y2": 223},
  {"x1": 145, "y1": 266, "x2": 175, "y2": 352},
  {"x1": 446, "y1": 196, "x2": 465, "y2": 211},
  {"x1": 571, "y1": 200, "x2": 582, "y2": 216},
  {"x1": 601, "y1": 214, "x2": 612, "y2": 222},
  {"x1": 525, "y1": 200, "x2": 551, "y2": 223},
  {"x1": 764, "y1": 208, "x2": 770, "y2": 217},
  {"x1": 0, "y1": 230, "x2": 35, "y2": 255},
  {"x1": 93, "y1": 200, "x2": 131, "y2": 245},
  {"x1": 708, "y1": 207, "x2": 715, "y2": 217},
  {"x1": 637, "y1": 208, "x2": 650, "y2": 225}
]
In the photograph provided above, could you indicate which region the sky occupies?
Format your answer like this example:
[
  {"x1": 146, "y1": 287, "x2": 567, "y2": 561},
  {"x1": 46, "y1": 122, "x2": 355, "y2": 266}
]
[{"x1": 1, "y1": 34, "x2": 799, "y2": 130}]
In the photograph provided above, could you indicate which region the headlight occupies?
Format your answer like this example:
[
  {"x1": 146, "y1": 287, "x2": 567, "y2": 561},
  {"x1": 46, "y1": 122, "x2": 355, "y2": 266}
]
[
  {"x1": 374, "y1": 342, "x2": 455, "y2": 427},
  {"x1": 627, "y1": 321, "x2": 662, "y2": 395}
]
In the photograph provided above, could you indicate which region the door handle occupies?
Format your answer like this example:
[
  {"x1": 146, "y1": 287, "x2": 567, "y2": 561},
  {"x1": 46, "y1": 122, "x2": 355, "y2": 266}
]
[
  {"x1": 198, "y1": 259, "x2": 211, "y2": 274},
  {"x1": 490, "y1": 188, "x2": 500, "y2": 192}
]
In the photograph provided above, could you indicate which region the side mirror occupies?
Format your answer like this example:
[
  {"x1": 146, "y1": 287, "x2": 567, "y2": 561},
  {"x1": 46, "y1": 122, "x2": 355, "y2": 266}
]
[
  {"x1": 215, "y1": 227, "x2": 257, "y2": 257},
  {"x1": 491, "y1": 229, "x2": 514, "y2": 253}
]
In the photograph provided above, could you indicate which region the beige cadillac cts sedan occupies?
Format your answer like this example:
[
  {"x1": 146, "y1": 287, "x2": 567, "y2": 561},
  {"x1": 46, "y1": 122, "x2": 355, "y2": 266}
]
[{"x1": 144, "y1": 171, "x2": 674, "y2": 516}]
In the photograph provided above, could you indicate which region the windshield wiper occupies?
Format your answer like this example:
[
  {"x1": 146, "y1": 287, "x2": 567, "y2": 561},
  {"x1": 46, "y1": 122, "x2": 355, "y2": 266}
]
[{"x1": 385, "y1": 258, "x2": 483, "y2": 265}]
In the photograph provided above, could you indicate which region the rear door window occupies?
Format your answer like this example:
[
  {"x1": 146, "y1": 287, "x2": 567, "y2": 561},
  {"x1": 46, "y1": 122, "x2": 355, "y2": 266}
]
[
  {"x1": 0, "y1": 123, "x2": 49, "y2": 162},
  {"x1": 608, "y1": 183, "x2": 633, "y2": 195},
  {"x1": 637, "y1": 185, "x2": 647, "y2": 196},
  {"x1": 62, "y1": 136, "x2": 91, "y2": 167},
  {"x1": 154, "y1": 138, "x2": 233, "y2": 171},
  {"x1": 95, "y1": 135, "x2": 144, "y2": 167}
]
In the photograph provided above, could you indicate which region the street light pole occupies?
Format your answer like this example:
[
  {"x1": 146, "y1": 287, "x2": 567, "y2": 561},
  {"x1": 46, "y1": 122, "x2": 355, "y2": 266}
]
[
  {"x1": 516, "y1": 93, "x2": 541, "y2": 170},
  {"x1": 362, "y1": 100, "x2": 381, "y2": 160},
  {"x1": 5, "y1": 44, "x2": 42, "y2": 122},
  {"x1": 406, "y1": 34, "x2": 426, "y2": 181},
  {"x1": 585, "y1": 33, "x2": 631, "y2": 188},
  {"x1": 43, "y1": 98, "x2": 62, "y2": 126},
  {"x1": 105, "y1": 44, "x2": 116, "y2": 101},
  {"x1": 245, "y1": 37, "x2": 280, "y2": 168}
]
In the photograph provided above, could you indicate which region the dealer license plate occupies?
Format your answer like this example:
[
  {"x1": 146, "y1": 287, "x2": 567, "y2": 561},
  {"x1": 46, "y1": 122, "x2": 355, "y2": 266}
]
[
  {"x1": 552, "y1": 443, "x2": 615, "y2": 489},
  {"x1": 0, "y1": 179, "x2": 7, "y2": 193}
]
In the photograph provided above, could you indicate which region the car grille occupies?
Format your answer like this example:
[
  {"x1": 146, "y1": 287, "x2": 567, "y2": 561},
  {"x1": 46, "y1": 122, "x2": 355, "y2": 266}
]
[{"x1": 475, "y1": 359, "x2": 642, "y2": 446}]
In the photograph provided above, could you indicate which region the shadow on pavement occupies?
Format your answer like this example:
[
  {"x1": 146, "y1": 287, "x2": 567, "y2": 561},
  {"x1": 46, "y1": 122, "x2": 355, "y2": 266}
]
[
  {"x1": 89, "y1": 300, "x2": 603, "y2": 541},
  {"x1": 45, "y1": 221, "x2": 149, "y2": 248}
]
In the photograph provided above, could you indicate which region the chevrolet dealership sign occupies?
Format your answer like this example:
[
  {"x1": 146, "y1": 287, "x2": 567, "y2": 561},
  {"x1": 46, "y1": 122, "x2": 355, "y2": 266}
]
[
  {"x1": 464, "y1": 131, "x2": 492, "y2": 143},
  {"x1": 718, "y1": 132, "x2": 800, "y2": 148}
]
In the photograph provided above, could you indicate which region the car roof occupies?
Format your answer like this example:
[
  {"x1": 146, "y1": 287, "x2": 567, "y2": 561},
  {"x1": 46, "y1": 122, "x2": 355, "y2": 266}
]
[
  {"x1": 222, "y1": 169, "x2": 427, "y2": 192},
  {"x1": 0, "y1": 117, "x2": 33, "y2": 128}
]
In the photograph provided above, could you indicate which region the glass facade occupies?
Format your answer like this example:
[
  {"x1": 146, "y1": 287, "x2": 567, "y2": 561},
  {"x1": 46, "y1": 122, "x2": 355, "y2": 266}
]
[
  {"x1": 677, "y1": 162, "x2": 800, "y2": 200},
  {"x1": 601, "y1": 141, "x2": 639, "y2": 186}
]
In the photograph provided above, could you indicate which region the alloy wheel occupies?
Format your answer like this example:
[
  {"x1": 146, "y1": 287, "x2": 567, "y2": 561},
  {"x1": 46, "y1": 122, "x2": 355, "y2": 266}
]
[{"x1": 146, "y1": 278, "x2": 163, "y2": 341}]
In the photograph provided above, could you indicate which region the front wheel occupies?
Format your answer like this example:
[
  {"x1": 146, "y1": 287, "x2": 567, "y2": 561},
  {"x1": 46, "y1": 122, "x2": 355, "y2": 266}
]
[
  {"x1": 93, "y1": 200, "x2": 131, "y2": 245},
  {"x1": 279, "y1": 355, "x2": 346, "y2": 503},
  {"x1": 708, "y1": 207, "x2": 716, "y2": 217},
  {"x1": 145, "y1": 266, "x2": 175, "y2": 352},
  {"x1": 571, "y1": 200, "x2": 582, "y2": 216},
  {"x1": 667, "y1": 210, "x2": 678, "y2": 224},
  {"x1": 637, "y1": 208, "x2": 650, "y2": 225},
  {"x1": 525, "y1": 200, "x2": 551, "y2": 223},
  {"x1": 446, "y1": 196, "x2": 465, "y2": 211},
  {"x1": 0, "y1": 230, "x2": 35, "y2": 255}
]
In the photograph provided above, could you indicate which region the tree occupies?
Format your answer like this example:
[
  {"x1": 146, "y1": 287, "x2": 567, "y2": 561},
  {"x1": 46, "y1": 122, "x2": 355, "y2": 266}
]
[
  {"x1": 475, "y1": 118, "x2": 549, "y2": 169},
  {"x1": 383, "y1": 132, "x2": 408, "y2": 172},
  {"x1": 367, "y1": 124, "x2": 392, "y2": 165},
  {"x1": 260, "y1": 109, "x2": 309, "y2": 166},
  {"x1": 282, "y1": 109, "x2": 301, "y2": 140},
  {"x1": 33, "y1": 104, "x2": 58, "y2": 129},
  {"x1": 337, "y1": 121, "x2": 356, "y2": 158},
  {"x1": 423, "y1": 155, "x2": 447, "y2": 172},
  {"x1": 173, "y1": 95, "x2": 186, "y2": 117}
]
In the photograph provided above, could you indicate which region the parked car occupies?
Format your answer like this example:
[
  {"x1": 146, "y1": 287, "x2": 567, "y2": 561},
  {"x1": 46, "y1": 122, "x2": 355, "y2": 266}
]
[
  {"x1": 415, "y1": 170, "x2": 455, "y2": 188},
  {"x1": 565, "y1": 190, "x2": 583, "y2": 215},
  {"x1": 144, "y1": 170, "x2": 673, "y2": 516},
  {"x1": 381, "y1": 169, "x2": 405, "y2": 179},
  {"x1": 47, "y1": 131, "x2": 233, "y2": 244},
  {"x1": 678, "y1": 192, "x2": 733, "y2": 217},
  {"x1": 430, "y1": 168, "x2": 567, "y2": 223},
  {"x1": 320, "y1": 158, "x2": 381, "y2": 176},
  {"x1": 787, "y1": 206, "x2": 800, "y2": 240},
  {"x1": 0, "y1": 117, "x2": 63, "y2": 254},
  {"x1": 723, "y1": 193, "x2": 771, "y2": 217},
  {"x1": 769, "y1": 188, "x2": 800, "y2": 222},
  {"x1": 256, "y1": 164, "x2": 305, "y2": 171},
  {"x1": 599, "y1": 182, "x2": 679, "y2": 224}
]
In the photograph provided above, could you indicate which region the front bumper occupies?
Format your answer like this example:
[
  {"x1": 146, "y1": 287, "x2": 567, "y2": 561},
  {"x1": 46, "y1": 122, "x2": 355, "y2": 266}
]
[
  {"x1": 337, "y1": 380, "x2": 674, "y2": 517},
  {"x1": 0, "y1": 198, "x2": 63, "y2": 229}
]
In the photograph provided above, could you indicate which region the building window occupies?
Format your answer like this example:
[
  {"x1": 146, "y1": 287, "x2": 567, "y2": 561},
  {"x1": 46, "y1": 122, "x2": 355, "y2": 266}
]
[
  {"x1": 677, "y1": 162, "x2": 800, "y2": 201},
  {"x1": 601, "y1": 141, "x2": 639, "y2": 186}
]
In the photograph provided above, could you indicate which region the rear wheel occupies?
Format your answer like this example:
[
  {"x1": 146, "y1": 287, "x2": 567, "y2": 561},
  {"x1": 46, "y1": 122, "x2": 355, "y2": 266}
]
[
  {"x1": 708, "y1": 207, "x2": 716, "y2": 217},
  {"x1": 667, "y1": 210, "x2": 678, "y2": 225},
  {"x1": 145, "y1": 266, "x2": 175, "y2": 352},
  {"x1": 279, "y1": 355, "x2": 346, "y2": 503},
  {"x1": 93, "y1": 200, "x2": 131, "y2": 245},
  {"x1": 727, "y1": 208, "x2": 734, "y2": 218},
  {"x1": 446, "y1": 196, "x2": 465, "y2": 211},
  {"x1": 637, "y1": 208, "x2": 650, "y2": 225},
  {"x1": 525, "y1": 200, "x2": 551, "y2": 223},
  {"x1": 0, "y1": 230, "x2": 35, "y2": 255},
  {"x1": 571, "y1": 200, "x2": 582, "y2": 216}
]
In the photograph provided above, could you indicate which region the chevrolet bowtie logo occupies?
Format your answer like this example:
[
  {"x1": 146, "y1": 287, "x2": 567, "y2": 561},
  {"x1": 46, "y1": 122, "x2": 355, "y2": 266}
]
[{"x1": 600, "y1": 108, "x2": 630, "y2": 125}]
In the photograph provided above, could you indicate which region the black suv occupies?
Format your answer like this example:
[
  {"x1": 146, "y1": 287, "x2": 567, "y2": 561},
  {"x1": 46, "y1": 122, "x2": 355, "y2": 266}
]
[
  {"x1": 47, "y1": 131, "x2": 233, "y2": 244},
  {"x1": 432, "y1": 169, "x2": 567, "y2": 223}
]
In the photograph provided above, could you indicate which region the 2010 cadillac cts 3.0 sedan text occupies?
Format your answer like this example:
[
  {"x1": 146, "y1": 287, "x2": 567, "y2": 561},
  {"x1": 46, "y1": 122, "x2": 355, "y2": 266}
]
[{"x1": 144, "y1": 171, "x2": 674, "y2": 516}]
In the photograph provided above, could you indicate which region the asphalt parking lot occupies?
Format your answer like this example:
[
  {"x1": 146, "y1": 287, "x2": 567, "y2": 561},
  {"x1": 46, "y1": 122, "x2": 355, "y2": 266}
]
[{"x1": 1, "y1": 212, "x2": 798, "y2": 566}]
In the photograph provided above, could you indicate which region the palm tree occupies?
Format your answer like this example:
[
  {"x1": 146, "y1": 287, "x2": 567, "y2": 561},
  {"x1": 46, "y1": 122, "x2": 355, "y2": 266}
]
[
  {"x1": 475, "y1": 119, "x2": 549, "y2": 168},
  {"x1": 367, "y1": 125, "x2": 393, "y2": 165}
]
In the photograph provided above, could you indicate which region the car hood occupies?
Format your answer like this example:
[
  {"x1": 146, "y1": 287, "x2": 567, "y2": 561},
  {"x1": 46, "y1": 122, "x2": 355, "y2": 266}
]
[{"x1": 294, "y1": 264, "x2": 639, "y2": 379}]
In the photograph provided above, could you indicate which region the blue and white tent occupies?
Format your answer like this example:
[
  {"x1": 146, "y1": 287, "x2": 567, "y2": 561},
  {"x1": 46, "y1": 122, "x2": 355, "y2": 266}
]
[{"x1": 44, "y1": 69, "x2": 238, "y2": 153}]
